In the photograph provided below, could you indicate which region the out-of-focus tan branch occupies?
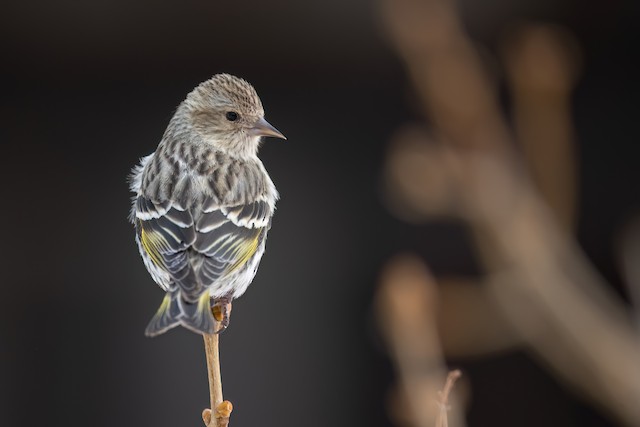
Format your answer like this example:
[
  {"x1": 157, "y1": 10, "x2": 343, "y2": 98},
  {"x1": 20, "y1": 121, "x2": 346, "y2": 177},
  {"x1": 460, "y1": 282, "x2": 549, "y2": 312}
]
[
  {"x1": 380, "y1": 0, "x2": 511, "y2": 151},
  {"x1": 503, "y1": 24, "x2": 581, "y2": 230},
  {"x1": 380, "y1": 0, "x2": 640, "y2": 425},
  {"x1": 478, "y1": 196, "x2": 640, "y2": 424},
  {"x1": 437, "y1": 278, "x2": 522, "y2": 357},
  {"x1": 382, "y1": 127, "x2": 459, "y2": 222},
  {"x1": 376, "y1": 256, "x2": 466, "y2": 427}
]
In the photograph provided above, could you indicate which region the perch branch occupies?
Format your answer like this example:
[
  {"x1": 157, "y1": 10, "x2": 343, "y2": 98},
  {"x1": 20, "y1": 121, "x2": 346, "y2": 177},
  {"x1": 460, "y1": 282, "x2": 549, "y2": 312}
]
[{"x1": 202, "y1": 331, "x2": 233, "y2": 427}]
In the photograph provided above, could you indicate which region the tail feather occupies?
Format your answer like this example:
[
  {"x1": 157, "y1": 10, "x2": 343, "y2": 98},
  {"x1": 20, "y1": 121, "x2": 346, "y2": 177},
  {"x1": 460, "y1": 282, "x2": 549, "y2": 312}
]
[
  {"x1": 145, "y1": 290, "x2": 216, "y2": 337},
  {"x1": 178, "y1": 291, "x2": 217, "y2": 335}
]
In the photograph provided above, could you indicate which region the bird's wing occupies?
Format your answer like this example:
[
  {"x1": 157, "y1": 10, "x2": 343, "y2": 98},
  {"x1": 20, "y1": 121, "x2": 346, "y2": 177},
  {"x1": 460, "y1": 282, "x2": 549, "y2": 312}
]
[
  {"x1": 135, "y1": 195, "x2": 271, "y2": 300},
  {"x1": 135, "y1": 198, "x2": 197, "y2": 292},
  {"x1": 191, "y1": 197, "x2": 271, "y2": 288}
]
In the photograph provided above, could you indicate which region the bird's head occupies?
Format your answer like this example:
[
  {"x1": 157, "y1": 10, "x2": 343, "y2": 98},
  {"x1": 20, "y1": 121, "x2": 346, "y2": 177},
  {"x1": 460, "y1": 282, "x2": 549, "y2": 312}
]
[{"x1": 183, "y1": 73, "x2": 285, "y2": 158}]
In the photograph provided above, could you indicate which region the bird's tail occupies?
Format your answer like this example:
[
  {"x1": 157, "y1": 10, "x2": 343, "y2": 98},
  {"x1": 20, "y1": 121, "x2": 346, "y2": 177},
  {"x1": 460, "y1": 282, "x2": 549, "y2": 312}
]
[{"x1": 145, "y1": 290, "x2": 216, "y2": 337}]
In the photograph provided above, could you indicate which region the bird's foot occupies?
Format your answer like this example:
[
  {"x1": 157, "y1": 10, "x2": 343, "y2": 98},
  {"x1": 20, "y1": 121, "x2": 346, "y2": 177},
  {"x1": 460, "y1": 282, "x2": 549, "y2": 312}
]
[{"x1": 212, "y1": 298, "x2": 232, "y2": 333}]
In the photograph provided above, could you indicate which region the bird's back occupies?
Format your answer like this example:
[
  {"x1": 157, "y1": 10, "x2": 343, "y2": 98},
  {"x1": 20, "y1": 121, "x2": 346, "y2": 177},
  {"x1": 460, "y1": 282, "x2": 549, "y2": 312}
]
[{"x1": 131, "y1": 141, "x2": 277, "y2": 300}]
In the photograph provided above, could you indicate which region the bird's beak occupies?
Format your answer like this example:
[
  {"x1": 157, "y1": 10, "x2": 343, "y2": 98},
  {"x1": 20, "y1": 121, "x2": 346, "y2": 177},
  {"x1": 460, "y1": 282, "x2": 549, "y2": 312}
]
[{"x1": 251, "y1": 117, "x2": 286, "y2": 140}]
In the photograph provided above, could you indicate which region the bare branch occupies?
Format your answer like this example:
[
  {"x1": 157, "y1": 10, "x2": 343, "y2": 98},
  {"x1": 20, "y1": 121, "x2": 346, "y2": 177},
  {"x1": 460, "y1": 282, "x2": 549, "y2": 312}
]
[
  {"x1": 202, "y1": 332, "x2": 233, "y2": 427},
  {"x1": 436, "y1": 370, "x2": 462, "y2": 427}
]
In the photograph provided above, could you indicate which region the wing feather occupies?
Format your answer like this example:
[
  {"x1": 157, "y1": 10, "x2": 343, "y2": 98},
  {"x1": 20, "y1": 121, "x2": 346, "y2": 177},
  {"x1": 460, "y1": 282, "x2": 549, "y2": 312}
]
[{"x1": 136, "y1": 195, "x2": 270, "y2": 299}]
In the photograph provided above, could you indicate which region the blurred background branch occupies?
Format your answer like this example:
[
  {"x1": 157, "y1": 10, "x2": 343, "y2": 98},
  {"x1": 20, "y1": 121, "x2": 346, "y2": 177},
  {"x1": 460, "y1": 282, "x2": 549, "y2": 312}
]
[
  {"x1": 376, "y1": 255, "x2": 466, "y2": 427},
  {"x1": 377, "y1": 0, "x2": 640, "y2": 425}
]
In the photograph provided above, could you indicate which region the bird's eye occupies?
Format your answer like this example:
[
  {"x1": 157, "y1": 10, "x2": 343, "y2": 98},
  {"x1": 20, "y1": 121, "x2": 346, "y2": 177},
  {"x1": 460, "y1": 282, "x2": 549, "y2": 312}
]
[{"x1": 225, "y1": 111, "x2": 239, "y2": 121}]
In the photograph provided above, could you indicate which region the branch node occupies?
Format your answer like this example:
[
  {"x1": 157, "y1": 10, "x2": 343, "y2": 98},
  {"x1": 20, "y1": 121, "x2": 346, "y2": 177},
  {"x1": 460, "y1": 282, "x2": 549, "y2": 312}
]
[
  {"x1": 215, "y1": 401, "x2": 233, "y2": 419},
  {"x1": 202, "y1": 409, "x2": 212, "y2": 426}
]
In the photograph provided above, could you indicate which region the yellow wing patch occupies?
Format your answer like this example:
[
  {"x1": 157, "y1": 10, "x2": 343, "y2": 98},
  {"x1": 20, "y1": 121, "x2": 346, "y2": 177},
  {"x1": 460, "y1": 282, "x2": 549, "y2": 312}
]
[
  {"x1": 140, "y1": 224, "x2": 167, "y2": 267},
  {"x1": 227, "y1": 231, "x2": 261, "y2": 273}
]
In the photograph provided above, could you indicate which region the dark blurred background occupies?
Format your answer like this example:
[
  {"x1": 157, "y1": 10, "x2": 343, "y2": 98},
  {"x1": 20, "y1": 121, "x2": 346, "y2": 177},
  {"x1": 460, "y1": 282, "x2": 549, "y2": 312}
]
[{"x1": 1, "y1": 0, "x2": 639, "y2": 426}]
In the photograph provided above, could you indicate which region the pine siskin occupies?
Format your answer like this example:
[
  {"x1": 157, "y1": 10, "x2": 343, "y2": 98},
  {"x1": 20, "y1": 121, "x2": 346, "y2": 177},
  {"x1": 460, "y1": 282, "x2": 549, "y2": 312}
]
[{"x1": 129, "y1": 74, "x2": 285, "y2": 337}]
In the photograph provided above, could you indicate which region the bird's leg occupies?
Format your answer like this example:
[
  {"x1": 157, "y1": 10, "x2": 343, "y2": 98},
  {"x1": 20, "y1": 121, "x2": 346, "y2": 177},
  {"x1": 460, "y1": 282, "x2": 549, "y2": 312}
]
[{"x1": 212, "y1": 295, "x2": 233, "y2": 333}]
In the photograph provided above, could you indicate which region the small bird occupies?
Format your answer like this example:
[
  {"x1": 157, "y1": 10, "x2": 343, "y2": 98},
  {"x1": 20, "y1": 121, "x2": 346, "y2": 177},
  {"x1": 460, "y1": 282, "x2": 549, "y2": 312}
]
[{"x1": 129, "y1": 74, "x2": 285, "y2": 337}]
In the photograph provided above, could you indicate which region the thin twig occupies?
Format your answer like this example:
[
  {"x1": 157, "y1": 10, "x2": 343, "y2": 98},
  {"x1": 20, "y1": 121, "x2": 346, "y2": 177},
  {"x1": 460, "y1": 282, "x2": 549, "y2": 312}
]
[
  {"x1": 436, "y1": 370, "x2": 462, "y2": 427},
  {"x1": 202, "y1": 333, "x2": 233, "y2": 427}
]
